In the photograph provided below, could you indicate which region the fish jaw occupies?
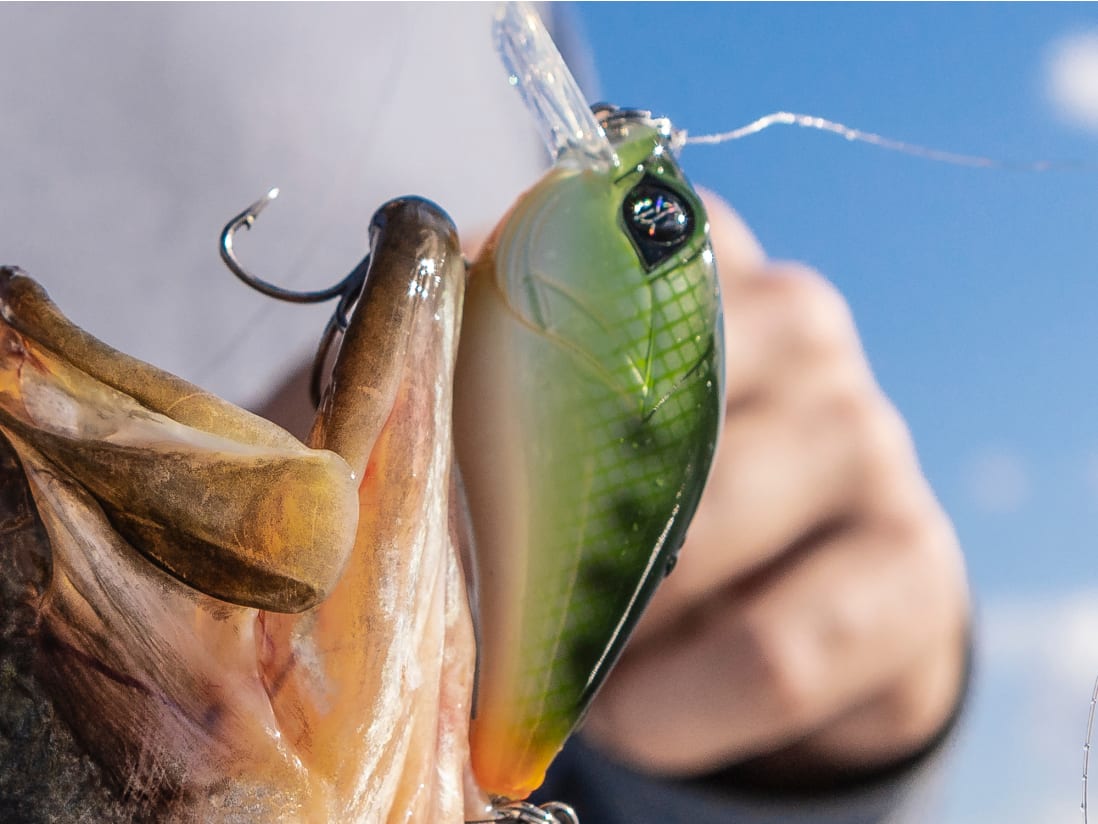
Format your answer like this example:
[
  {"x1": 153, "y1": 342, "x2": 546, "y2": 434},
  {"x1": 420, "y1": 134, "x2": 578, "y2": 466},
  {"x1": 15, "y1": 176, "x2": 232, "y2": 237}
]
[
  {"x1": 0, "y1": 199, "x2": 477, "y2": 819},
  {"x1": 259, "y1": 198, "x2": 478, "y2": 822},
  {"x1": 19, "y1": 435, "x2": 317, "y2": 814}
]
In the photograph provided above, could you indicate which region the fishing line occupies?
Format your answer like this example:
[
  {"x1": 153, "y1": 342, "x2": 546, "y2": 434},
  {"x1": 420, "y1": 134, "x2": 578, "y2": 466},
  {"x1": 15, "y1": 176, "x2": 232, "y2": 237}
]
[
  {"x1": 684, "y1": 110, "x2": 1097, "y2": 172},
  {"x1": 1085, "y1": 675, "x2": 1098, "y2": 823}
]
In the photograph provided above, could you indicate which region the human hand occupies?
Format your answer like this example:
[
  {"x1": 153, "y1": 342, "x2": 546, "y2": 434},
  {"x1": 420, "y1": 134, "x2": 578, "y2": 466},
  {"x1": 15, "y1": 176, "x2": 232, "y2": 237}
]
[{"x1": 579, "y1": 193, "x2": 971, "y2": 789}]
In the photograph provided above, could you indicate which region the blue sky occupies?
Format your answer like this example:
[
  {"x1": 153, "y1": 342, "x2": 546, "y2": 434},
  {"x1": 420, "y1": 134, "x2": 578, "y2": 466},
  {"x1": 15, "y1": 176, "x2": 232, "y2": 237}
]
[{"x1": 574, "y1": 4, "x2": 1098, "y2": 822}]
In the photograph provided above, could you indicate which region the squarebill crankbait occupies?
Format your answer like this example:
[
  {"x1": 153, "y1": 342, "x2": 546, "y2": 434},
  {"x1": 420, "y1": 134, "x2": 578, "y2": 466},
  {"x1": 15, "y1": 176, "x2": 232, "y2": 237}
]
[{"x1": 455, "y1": 7, "x2": 724, "y2": 801}]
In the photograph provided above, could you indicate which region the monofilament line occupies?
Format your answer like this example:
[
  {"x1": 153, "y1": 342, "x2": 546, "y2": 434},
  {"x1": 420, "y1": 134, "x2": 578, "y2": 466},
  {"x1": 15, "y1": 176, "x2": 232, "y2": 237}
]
[
  {"x1": 685, "y1": 111, "x2": 1092, "y2": 172},
  {"x1": 1084, "y1": 675, "x2": 1098, "y2": 823}
]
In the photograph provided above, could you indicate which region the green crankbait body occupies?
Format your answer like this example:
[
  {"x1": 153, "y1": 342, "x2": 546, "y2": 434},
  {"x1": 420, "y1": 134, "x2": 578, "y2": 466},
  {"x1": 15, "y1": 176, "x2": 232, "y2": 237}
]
[{"x1": 456, "y1": 107, "x2": 725, "y2": 799}]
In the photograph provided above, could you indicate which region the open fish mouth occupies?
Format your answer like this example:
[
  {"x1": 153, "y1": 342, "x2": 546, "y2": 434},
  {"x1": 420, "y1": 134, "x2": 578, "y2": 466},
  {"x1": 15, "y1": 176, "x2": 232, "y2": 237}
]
[{"x1": 0, "y1": 198, "x2": 478, "y2": 822}]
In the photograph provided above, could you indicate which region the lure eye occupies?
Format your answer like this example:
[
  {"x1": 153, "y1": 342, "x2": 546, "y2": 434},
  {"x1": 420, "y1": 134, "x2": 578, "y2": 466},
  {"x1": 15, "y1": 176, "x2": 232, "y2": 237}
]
[{"x1": 622, "y1": 178, "x2": 694, "y2": 269}]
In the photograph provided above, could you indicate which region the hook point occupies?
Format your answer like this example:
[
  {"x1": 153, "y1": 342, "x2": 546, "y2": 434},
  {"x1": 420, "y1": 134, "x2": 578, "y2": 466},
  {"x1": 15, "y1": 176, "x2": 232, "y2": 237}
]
[{"x1": 245, "y1": 186, "x2": 280, "y2": 223}]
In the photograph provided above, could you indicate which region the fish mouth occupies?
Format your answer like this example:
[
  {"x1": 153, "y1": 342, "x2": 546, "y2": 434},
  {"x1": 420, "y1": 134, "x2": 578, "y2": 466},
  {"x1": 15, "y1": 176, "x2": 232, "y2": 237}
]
[{"x1": 0, "y1": 197, "x2": 477, "y2": 818}]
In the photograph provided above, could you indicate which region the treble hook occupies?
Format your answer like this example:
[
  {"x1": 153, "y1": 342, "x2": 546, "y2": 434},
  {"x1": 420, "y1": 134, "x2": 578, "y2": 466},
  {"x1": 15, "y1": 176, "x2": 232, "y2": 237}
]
[
  {"x1": 219, "y1": 188, "x2": 371, "y2": 405},
  {"x1": 467, "y1": 799, "x2": 579, "y2": 824}
]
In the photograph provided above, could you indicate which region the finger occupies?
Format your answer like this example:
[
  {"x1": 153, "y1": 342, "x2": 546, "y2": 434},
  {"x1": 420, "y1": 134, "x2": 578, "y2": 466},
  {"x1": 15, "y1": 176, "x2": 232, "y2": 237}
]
[
  {"x1": 650, "y1": 390, "x2": 879, "y2": 623},
  {"x1": 635, "y1": 325, "x2": 896, "y2": 640},
  {"x1": 582, "y1": 505, "x2": 965, "y2": 775},
  {"x1": 721, "y1": 263, "x2": 870, "y2": 409}
]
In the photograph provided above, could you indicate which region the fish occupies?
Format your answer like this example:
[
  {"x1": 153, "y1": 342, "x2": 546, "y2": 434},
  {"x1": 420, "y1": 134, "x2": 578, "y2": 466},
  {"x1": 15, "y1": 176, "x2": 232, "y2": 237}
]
[
  {"x1": 0, "y1": 4, "x2": 724, "y2": 820},
  {"x1": 0, "y1": 198, "x2": 477, "y2": 822}
]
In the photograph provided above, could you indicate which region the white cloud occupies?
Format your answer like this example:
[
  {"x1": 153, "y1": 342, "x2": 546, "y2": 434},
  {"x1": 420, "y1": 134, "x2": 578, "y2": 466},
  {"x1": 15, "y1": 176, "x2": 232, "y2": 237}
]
[
  {"x1": 1047, "y1": 32, "x2": 1098, "y2": 132},
  {"x1": 983, "y1": 589, "x2": 1098, "y2": 685},
  {"x1": 961, "y1": 449, "x2": 1029, "y2": 514}
]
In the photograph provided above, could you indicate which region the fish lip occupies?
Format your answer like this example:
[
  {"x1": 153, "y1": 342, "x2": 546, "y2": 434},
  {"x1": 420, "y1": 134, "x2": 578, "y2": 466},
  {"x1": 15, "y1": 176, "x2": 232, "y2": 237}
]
[
  {"x1": 313, "y1": 197, "x2": 464, "y2": 475},
  {"x1": 0, "y1": 265, "x2": 25, "y2": 301},
  {"x1": 0, "y1": 266, "x2": 361, "y2": 613}
]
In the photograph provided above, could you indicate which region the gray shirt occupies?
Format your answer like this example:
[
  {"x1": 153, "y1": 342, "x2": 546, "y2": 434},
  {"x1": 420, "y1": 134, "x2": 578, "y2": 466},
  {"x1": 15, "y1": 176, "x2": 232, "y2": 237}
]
[{"x1": 538, "y1": 735, "x2": 952, "y2": 824}]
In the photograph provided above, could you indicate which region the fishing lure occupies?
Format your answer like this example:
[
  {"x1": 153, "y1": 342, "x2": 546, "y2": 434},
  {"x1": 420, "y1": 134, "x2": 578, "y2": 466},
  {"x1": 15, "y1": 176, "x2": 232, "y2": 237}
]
[{"x1": 455, "y1": 7, "x2": 723, "y2": 801}]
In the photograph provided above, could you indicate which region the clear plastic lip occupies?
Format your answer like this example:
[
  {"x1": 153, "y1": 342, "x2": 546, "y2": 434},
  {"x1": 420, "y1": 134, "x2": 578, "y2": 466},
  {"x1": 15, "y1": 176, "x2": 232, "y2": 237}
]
[{"x1": 494, "y1": 2, "x2": 619, "y2": 172}]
